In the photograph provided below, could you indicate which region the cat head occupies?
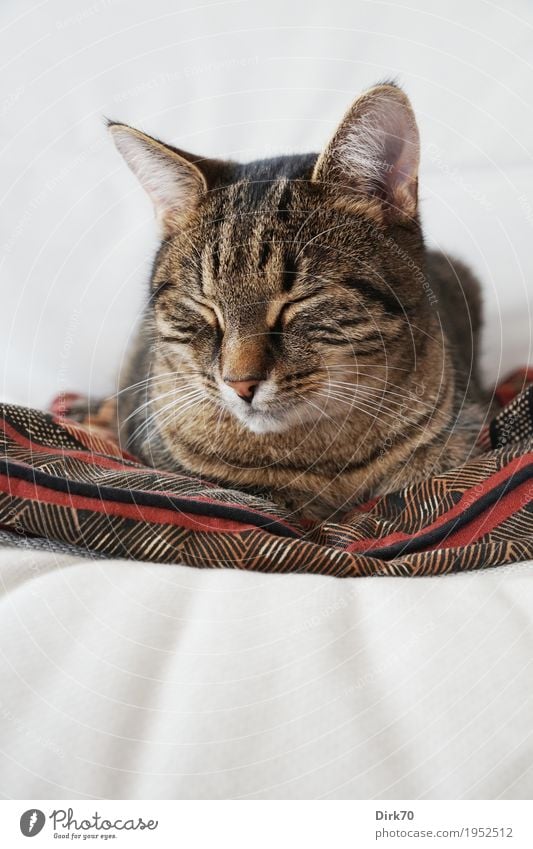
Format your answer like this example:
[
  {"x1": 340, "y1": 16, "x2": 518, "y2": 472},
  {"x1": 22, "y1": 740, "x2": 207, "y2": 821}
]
[{"x1": 110, "y1": 83, "x2": 425, "y2": 434}]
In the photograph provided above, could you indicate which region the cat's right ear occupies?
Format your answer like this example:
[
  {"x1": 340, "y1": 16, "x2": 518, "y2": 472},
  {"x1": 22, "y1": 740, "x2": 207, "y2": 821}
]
[
  {"x1": 312, "y1": 83, "x2": 420, "y2": 219},
  {"x1": 108, "y1": 122, "x2": 207, "y2": 237}
]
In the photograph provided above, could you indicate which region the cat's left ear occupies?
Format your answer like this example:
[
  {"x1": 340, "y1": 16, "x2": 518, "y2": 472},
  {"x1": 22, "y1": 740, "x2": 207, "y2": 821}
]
[
  {"x1": 312, "y1": 83, "x2": 420, "y2": 218},
  {"x1": 109, "y1": 122, "x2": 209, "y2": 236}
]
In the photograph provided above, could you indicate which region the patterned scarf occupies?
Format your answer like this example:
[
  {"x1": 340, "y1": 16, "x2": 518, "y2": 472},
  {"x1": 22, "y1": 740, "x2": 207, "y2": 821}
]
[{"x1": 1, "y1": 371, "x2": 532, "y2": 577}]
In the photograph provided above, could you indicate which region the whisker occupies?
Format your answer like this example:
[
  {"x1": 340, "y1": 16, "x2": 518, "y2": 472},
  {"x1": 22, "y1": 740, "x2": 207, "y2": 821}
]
[
  {"x1": 325, "y1": 374, "x2": 409, "y2": 391},
  {"x1": 349, "y1": 389, "x2": 447, "y2": 424},
  {"x1": 313, "y1": 388, "x2": 439, "y2": 432},
  {"x1": 127, "y1": 400, "x2": 202, "y2": 449},
  {"x1": 312, "y1": 389, "x2": 384, "y2": 423},
  {"x1": 293, "y1": 391, "x2": 338, "y2": 425},
  {"x1": 155, "y1": 397, "x2": 206, "y2": 436},
  {"x1": 122, "y1": 385, "x2": 204, "y2": 426},
  {"x1": 325, "y1": 363, "x2": 412, "y2": 374},
  {"x1": 126, "y1": 389, "x2": 205, "y2": 446},
  {"x1": 325, "y1": 380, "x2": 440, "y2": 410},
  {"x1": 109, "y1": 370, "x2": 182, "y2": 400}
]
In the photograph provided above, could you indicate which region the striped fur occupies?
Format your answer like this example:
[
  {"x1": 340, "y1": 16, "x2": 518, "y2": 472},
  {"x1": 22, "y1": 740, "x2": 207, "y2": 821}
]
[{"x1": 110, "y1": 84, "x2": 488, "y2": 520}]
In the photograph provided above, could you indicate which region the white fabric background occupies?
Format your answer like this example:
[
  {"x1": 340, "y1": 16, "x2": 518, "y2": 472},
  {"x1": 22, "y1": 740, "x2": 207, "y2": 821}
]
[
  {"x1": 0, "y1": 0, "x2": 532, "y2": 800},
  {"x1": 0, "y1": 0, "x2": 532, "y2": 407}
]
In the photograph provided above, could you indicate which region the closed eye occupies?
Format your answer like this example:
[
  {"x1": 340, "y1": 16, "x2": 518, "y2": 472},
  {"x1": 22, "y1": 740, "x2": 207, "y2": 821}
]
[
  {"x1": 179, "y1": 295, "x2": 224, "y2": 330},
  {"x1": 275, "y1": 291, "x2": 325, "y2": 325},
  {"x1": 159, "y1": 293, "x2": 223, "y2": 337}
]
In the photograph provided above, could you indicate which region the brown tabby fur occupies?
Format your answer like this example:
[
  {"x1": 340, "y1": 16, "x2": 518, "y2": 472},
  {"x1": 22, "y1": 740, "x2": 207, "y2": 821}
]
[{"x1": 105, "y1": 83, "x2": 487, "y2": 520}]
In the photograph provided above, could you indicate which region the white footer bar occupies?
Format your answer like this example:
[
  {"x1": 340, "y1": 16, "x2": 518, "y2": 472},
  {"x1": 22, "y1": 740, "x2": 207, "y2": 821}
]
[{"x1": 1, "y1": 799, "x2": 532, "y2": 847}]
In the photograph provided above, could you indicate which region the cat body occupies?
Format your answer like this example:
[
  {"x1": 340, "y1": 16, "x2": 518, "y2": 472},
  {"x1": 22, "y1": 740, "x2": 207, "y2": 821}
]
[{"x1": 110, "y1": 84, "x2": 486, "y2": 520}]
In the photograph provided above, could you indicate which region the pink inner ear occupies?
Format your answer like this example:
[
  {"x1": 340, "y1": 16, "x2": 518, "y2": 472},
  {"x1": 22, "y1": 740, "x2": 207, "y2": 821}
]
[
  {"x1": 316, "y1": 86, "x2": 420, "y2": 216},
  {"x1": 384, "y1": 104, "x2": 420, "y2": 201},
  {"x1": 370, "y1": 98, "x2": 419, "y2": 211}
]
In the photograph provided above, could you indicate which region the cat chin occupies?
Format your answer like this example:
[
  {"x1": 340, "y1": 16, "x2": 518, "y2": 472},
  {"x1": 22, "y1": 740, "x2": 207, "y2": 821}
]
[
  {"x1": 233, "y1": 401, "x2": 321, "y2": 434},
  {"x1": 219, "y1": 383, "x2": 319, "y2": 434},
  {"x1": 236, "y1": 410, "x2": 291, "y2": 435}
]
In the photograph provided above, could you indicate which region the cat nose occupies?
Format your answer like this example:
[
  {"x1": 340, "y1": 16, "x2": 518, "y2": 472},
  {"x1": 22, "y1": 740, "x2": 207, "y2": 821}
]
[{"x1": 224, "y1": 378, "x2": 260, "y2": 403}]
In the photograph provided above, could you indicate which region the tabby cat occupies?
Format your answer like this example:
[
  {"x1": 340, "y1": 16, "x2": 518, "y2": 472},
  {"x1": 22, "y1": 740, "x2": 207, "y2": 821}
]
[{"x1": 106, "y1": 82, "x2": 487, "y2": 520}]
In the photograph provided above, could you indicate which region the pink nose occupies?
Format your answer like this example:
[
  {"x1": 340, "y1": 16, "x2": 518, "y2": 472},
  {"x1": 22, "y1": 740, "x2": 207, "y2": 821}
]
[{"x1": 224, "y1": 378, "x2": 260, "y2": 402}]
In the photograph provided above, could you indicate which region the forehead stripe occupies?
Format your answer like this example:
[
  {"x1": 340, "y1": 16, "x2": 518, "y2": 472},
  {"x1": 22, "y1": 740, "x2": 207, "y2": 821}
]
[
  {"x1": 282, "y1": 257, "x2": 298, "y2": 292},
  {"x1": 277, "y1": 181, "x2": 291, "y2": 222}
]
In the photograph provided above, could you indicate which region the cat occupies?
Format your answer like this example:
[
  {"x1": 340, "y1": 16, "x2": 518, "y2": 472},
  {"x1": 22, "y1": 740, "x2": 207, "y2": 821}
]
[{"x1": 98, "y1": 82, "x2": 487, "y2": 520}]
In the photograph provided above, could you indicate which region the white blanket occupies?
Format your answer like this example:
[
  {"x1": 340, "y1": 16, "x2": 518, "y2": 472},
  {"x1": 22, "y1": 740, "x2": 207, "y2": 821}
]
[
  {"x1": 0, "y1": 0, "x2": 532, "y2": 799},
  {"x1": 0, "y1": 547, "x2": 531, "y2": 799}
]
